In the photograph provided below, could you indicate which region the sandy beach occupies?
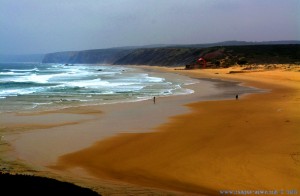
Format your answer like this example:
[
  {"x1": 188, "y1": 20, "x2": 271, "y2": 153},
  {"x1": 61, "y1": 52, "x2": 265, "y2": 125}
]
[{"x1": 1, "y1": 65, "x2": 300, "y2": 195}]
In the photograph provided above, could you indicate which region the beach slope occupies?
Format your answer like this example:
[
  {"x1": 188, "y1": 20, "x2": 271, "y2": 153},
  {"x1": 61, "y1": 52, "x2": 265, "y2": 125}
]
[{"x1": 55, "y1": 67, "x2": 300, "y2": 195}]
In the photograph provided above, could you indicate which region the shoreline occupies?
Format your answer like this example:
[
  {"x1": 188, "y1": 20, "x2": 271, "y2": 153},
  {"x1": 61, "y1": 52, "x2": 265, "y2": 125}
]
[
  {"x1": 1, "y1": 67, "x2": 258, "y2": 166},
  {"x1": 1, "y1": 65, "x2": 299, "y2": 195},
  {"x1": 1, "y1": 66, "x2": 259, "y2": 195}
]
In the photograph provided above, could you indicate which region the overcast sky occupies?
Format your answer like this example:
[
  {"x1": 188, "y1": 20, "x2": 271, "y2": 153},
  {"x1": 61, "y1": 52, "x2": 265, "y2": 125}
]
[{"x1": 0, "y1": 0, "x2": 299, "y2": 54}]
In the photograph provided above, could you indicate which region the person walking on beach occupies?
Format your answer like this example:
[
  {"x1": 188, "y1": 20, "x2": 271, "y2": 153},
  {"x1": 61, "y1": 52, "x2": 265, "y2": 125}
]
[
  {"x1": 236, "y1": 94, "x2": 239, "y2": 100},
  {"x1": 153, "y1": 96, "x2": 156, "y2": 104}
]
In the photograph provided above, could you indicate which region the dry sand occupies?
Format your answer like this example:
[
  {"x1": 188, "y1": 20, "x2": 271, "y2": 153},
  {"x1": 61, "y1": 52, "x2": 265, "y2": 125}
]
[{"x1": 2, "y1": 65, "x2": 300, "y2": 195}]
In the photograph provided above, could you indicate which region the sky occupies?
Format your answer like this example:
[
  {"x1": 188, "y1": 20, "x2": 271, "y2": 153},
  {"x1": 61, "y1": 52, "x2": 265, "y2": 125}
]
[{"x1": 0, "y1": 0, "x2": 299, "y2": 55}]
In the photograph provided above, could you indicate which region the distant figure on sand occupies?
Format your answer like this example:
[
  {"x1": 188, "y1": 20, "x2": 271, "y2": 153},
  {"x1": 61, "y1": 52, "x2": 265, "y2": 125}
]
[
  {"x1": 236, "y1": 94, "x2": 239, "y2": 100},
  {"x1": 153, "y1": 96, "x2": 156, "y2": 104}
]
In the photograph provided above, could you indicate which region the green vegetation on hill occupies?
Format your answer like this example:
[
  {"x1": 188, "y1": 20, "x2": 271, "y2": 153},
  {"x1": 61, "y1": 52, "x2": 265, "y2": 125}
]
[{"x1": 216, "y1": 44, "x2": 300, "y2": 66}]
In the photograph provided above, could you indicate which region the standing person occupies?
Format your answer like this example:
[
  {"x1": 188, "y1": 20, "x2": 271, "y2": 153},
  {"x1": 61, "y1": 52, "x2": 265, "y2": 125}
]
[
  {"x1": 236, "y1": 94, "x2": 239, "y2": 100},
  {"x1": 153, "y1": 96, "x2": 156, "y2": 104}
]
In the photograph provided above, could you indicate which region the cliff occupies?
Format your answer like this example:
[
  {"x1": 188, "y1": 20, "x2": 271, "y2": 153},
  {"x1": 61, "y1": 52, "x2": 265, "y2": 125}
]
[
  {"x1": 113, "y1": 48, "x2": 202, "y2": 66},
  {"x1": 113, "y1": 45, "x2": 300, "y2": 67},
  {"x1": 42, "y1": 42, "x2": 300, "y2": 66},
  {"x1": 42, "y1": 51, "x2": 75, "y2": 63},
  {"x1": 42, "y1": 49, "x2": 132, "y2": 64}
]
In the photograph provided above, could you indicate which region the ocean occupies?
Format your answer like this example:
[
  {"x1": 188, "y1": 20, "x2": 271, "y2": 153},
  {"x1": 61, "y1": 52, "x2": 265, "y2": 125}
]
[{"x1": 0, "y1": 63, "x2": 196, "y2": 113}]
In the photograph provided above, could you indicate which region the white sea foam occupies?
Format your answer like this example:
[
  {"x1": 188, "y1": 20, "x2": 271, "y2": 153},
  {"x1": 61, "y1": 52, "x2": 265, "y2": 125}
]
[
  {"x1": 11, "y1": 74, "x2": 54, "y2": 83},
  {"x1": 145, "y1": 76, "x2": 165, "y2": 82}
]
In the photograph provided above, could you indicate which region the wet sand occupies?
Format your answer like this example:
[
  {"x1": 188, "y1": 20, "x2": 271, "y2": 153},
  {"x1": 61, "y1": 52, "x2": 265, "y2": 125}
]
[
  {"x1": 1, "y1": 66, "x2": 300, "y2": 195},
  {"x1": 1, "y1": 76, "x2": 250, "y2": 166}
]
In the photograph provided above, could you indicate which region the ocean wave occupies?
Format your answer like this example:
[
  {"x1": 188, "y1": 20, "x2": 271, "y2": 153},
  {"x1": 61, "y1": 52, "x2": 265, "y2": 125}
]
[
  {"x1": 0, "y1": 81, "x2": 53, "y2": 89},
  {"x1": 4, "y1": 67, "x2": 39, "y2": 72},
  {"x1": 61, "y1": 78, "x2": 140, "y2": 88},
  {"x1": 0, "y1": 72, "x2": 25, "y2": 76},
  {"x1": 0, "y1": 87, "x2": 44, "y2": 97},
  {"x1": 13, "y1": 74, "x2": 53, "y2": 83},
  {"x1": 0, "y1": 63, "x2": 197, "y2": 112}
]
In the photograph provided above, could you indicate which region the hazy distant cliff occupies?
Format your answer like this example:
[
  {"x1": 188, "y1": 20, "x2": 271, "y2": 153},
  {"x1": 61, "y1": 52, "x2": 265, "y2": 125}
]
[
  {"x1": 42, "y1": 51, "x2": 75, "y2": 63},
  {"x1": 42, "y1": 47, "x2": 202, "y2": 66},
  {"x1": 114, "y1": 48, "x2": 201, "y2": 66},
  {"x1": 42, "y1": 41, "x2": 300, "y2": 66},
  {"x1": 42, "y1": 49, "x2": 132, "y2": 64}
]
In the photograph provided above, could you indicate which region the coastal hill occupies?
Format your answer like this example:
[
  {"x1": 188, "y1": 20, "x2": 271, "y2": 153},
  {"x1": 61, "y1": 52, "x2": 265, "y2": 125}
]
[
  {"x1": 42, "y1": 41, "x2": 300, "y2": 66},
  {"x1": 113, "y1": 44, "x2": 300, "y2": 67}
]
